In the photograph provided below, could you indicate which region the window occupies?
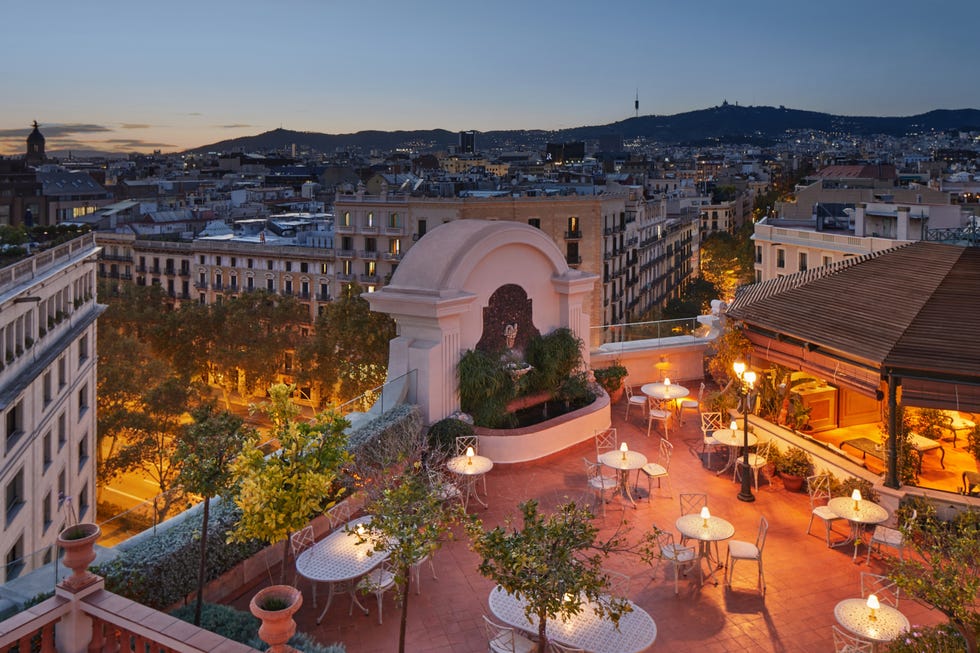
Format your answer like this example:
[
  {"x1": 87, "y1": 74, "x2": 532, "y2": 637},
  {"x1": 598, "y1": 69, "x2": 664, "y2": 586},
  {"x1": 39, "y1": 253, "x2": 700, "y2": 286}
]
[
  {"x1": 58, "y1": 469, "x2": 66, "y2": 505},
  {"x1": 247, "y1": 258, "x2": 254, "y2": 269},
  {"x1": 267, "y1": 260, "x2": 273, "y2": 271},
  {"x1": 43, "y1": 491, "x2": 52, "y2": 530},
  {"x1": 285, "y1": 280, "x2": 293, "y2": 295},
  {"x1": 78, "y1": 432, "x2": 89, "y2": 470},
  {"x1": 823, "y1": 255, "x2": 833, "y2": 267},
  {"x1": 528, "y1": 218, "x2": 540, "y2": 229},
  {"x1": 365, "y1": 261, "x2": 376, "y2": 276},
  {"x1": 78, "y1": 384, "x2": 89, "y2": 416},
  {"x1": 389, "y1": 212, "x2": 399, "y2": 228},
  {"x1": 367, "y1": 211, "x2": 375, "y2": 227},
  {"x1": 5, "y1": 535, "x2": 23, "y2": 582},
  {"x1": 246, "y1": 277, "x2": 254, "y2": 291},
  {"x1": 79, "y1": 482, "x2": 89, "y2": 520},
  {"x1": 198, "y1": 255, "x2": 205, "y2": 265},
  {"x1": 776, "y1": 249, "x2": 785, "y2": 268},
  {"x1": 320, "y1": 263, "x2": 328, "y2": 274},
  {"x1": 365, "y1": 238, "x2": 377, "y2": 252},
  {"x1": 300, "y1": 262, "x2": 308, "y2": 273},
  {"x1": 285, "y1": 261, "x2": 292, "y2": 272},
  {"x1": 342, "y1": 211, "x2": 351, "y2": 227},
  {"x1": 389, "y1": 239, "x2": 401, "y2": 255},
  {"x1": 755, "y1": 245, "x2": 762, "y2": 264},
  {"x1": 78, "y1": 334, "x2": 89, "y2": 363},
  {"x1": 231, "y1": 257, "x2": 237, "y2": 267},
  {"x1": 43, "y1": 431, "x2": 52, "y2": 470},
  {"x1": 216, "y1": 256, "x2": 222, "y2": 266},
  {"x1": 567, "y1": 216, "x2": 579, "y2": 235},
  {"x1": 798, "y1": 252, "x2": 808, "y2": 272},
  {"x1": 5, "y1": 468, "x2": 24, "y2": 523},
  {"x1": 343, "y1": 260, "x2": 352, "y2": 275},
  {"x1": 57, "y1": 412, "x2": 66, "y2": 449},
  {"x1": 5, "y1": 400, "x2": 23, "y2": 451},
  {"x1": 417, "y1": 219, "x2": 427, "y2": 238},
  {"x1": 341, "y1": 236, "x2": 353, "y2": 250},
  {"x1": 320, "y1": 283, "x2": 329, "y2": 299},
  {"x1": 267, "y1": 279, "x2": 274, "y2": 292}
]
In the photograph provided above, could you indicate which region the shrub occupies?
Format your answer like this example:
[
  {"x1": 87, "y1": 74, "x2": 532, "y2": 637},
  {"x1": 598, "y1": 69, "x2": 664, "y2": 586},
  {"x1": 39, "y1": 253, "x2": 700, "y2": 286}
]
[
  {"x1": 94, "y1": 499, "x2": 265, "y2": 610},
  {"x1": 457, "y1": 348, "x2": 513, "y2": 428},
  {"x1": 171, "y1": 603, "x2": 346, "y2": 652},
  {"x1": 524, "y1": 328, "x2": 583, "y2": 394},
  {"x1": 426, "y1": 417, "x2": 474, "y2": 456},
  {"x1": 830, "y1": 476, "x2": 879, "y2": 503},
  {"x1": 346, "y1": 403, "x2": 423, "y2": 472},
  {"x1": 776, "y1": 445, "x2": 812, "y2": 477},
  {"x1": 593, "y1": 363, "x2": 627, "y2": 394}
]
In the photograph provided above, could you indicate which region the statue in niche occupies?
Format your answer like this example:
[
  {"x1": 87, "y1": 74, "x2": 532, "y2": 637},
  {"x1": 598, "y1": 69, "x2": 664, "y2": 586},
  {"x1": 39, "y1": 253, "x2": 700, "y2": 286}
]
[{"x1": 504, "y1": 323, "x2": 518, "y2": 350}]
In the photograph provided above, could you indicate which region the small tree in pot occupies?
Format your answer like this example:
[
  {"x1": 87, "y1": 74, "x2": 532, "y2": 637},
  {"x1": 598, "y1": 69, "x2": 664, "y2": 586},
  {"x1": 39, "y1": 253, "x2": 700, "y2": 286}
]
[
  {"x1": 593, "y1": 363, "x2": 628, "y2": 402},
  {"x1": 775, "y1": 445, "x2": 812, "y2": 492}
]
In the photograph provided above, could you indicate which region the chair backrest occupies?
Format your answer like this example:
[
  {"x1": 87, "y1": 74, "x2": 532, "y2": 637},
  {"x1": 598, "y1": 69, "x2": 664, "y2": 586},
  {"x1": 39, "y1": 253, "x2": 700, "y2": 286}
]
[
  {"x1": 701, "y1": 411, "x2": 723, "y2": 436},
  {"x1": 455, "y1": 435, "x2": 478, "y2": 457},
  {"x1": 658, "y1": 439, "x2": 674, "y2": 469},
  {"x1": 327, "y1": 502, "x2": 352, "y2": 530},
  {"x1": 624, "y1": 382, "x2": 634, "y2": 399},
  {"x1": 583, "y1": 457, "x2": 603, "y2": 482},
  {"x1": 754, "y1": 440, "x2": 773, "y2": 461},
  {"x1": 655, "y1": 529, "x2": 689, "y2": 562},
  {"x1": 595, "y1": 428, "x2": 617, "y2": 457},
  {"x1": 806, "y1": 474, "x2": 832, "y2": 507},
  {"x1": 483, "y1": 615, "x2": 518, "y2": 652},
  {"x1": 605, "y1": 570, "x2": 630, "y2": 598},
  {"x1": 755, "y1": 516, "x2": 769, "y2": 554},
  {"x1": 697, "y1": 382, "x2": 706, "y2": 403},
  {"x1": 861, "y1": 572, "x2": 899, "y2": 607},
  {"x1": 679, "y1": 493, "x2": 707, "y2": 516},
  {"x1": 832, "y1": 625, "x2": 873, "y2": 653},
  {"x1": 290, "y1": 525, "x2": 315, "y2": 558}
]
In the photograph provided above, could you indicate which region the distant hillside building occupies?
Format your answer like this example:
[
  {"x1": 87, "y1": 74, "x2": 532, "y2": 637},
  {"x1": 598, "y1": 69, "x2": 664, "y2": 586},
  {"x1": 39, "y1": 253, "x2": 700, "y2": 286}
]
[{"x1": 458, "y1": 131, "x2": 476, "y2": 154}]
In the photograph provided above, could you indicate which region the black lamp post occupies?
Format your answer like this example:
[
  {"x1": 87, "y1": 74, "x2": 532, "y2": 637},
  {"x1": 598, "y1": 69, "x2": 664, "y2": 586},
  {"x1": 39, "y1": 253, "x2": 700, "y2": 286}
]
[{"x1": 733, "y1": 360, "x2": 757, "y2": 503}]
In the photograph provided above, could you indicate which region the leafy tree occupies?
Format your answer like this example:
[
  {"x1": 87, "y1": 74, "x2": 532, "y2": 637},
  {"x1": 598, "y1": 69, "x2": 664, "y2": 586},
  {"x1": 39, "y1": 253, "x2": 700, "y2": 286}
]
[
  {"x1": 175, "y1": 404, "x2": 254, "y2": 626},
  {"x1": 228, "y1": 383, "x2": 351, "y2": 583},
  {"x1": 699, "y1": 231, "x2": 752, "y2": 302},
  {"x1": 705, "y1": 323, "x2": 752, "y2": 394},
  {"x1": 466, "y1": 499, "x2": 655, "y2": 653},
  {"x1": 156, "y1": 300, "x2": 216, "y2": 385},
  {"x1": 662, "y1": 278, "x2": 719, "y2": 320},
  {"x1": 889, "y1": 503, "x2": 980, "y2": 653},
  {"x1": 357, "y1": 461, "x2": 462, "y2": 653},
  {"x1": 298, "y1": 282, "x2": 395, "y2": 407}
]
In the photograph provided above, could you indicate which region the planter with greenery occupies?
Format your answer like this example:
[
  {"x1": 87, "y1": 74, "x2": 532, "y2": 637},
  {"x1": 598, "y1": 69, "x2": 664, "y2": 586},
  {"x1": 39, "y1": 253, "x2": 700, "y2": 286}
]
[
  {"x1": 593, "y1": 363, "x2": 628, "y2": 402},
  {"x1": 775, "y1": 446, "x2": 812, "y2": 491},
  {"x1": 250, "y1": 585, "x2": 303, "y2": 653}
]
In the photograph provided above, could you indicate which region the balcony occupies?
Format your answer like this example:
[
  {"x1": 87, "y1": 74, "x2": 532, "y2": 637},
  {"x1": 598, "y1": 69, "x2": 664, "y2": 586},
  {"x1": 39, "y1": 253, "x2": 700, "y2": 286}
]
[
  {"x1": 359, "y1": 250, "x2": 379, "y2": 260},
  {"x1": 336, "y1": 249, "x2": 356, "y2": 259},
  {"x1": 335, "y1": 223, "x2": 355, "y2": 235},
  {"x1": 566, "y1": 254, "x2": 582, "y2": 265},
  {"x1": 382, "y1": 252, "x2": 403, "y2": 262},
  {"x1": 384, "y1": 225, "x2": 404, "y2": 236},
  {"x1": 193, "y1": 281, "x2": 208, "y2": 290},
  {"x1": 359, "y1": 224, "x2": 379, "y2": 235},
  {"x1": 359, "y1": 274, "x2": 380, "y2": 284},
  {"x1": 336, "y1": 273, "x2": 355, "y2": 282},
  {"x1": 564, "y1": 230, "x2": 582, "y2": 240},
  {"x1": 316, "y1": 292, "x2": 332, "y2": 301}
]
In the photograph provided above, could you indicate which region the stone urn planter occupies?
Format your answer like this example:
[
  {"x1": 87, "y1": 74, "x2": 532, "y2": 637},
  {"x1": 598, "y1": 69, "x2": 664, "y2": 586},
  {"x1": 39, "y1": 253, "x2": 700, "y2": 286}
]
[
  {"x1": 250, "y1": 585, "x2": 303, "y2": 653},
  {"x1": 57, "y1": 523, "x2": 101, "y2": 589}
]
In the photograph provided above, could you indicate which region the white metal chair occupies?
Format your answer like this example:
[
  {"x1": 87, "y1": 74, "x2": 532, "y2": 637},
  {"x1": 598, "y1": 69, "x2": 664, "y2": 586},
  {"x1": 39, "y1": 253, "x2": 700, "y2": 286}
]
[
  {"x1": 594, "y1": 427, "x2": 618, "y2": 462},
  {"x1": 326, "y1": 502, "x2": 352, "y2": 531},
  {"x1": 623, "y1": 381, "x2": 648, "y2": 422},
  {"x1": 806, "y1": 474, "x2": 844, "y2": 547},
  {"x1": 679, "y1": 382, "x2": 705, "y2": 425},
  {"x1": 860, "y1": 572, "x2": 899, "y2": 607},
  {"x1": 483, "y1": 614, "x2": 536, "y2": 653},
  {"x1": 604, "y1": 570, "x2": 630, "y2": 598},
  {"x1": 355, "y1": 560, "x2": 397, "y2": 624},
  {"x1": 699, "y1": 412, "x2": 723, "y2": 468},
  {"x1": 584, "y1": 457, "x2": 617, "y2": 517},
  {"x1": 549, "y1": 641, "x2": 586, "y2": 653},
  {"x1": 655, "y1": 529, "x2": 696, "y2": 594},
  {"x1": 646, "y1": 403, "x2": 670, "y2": 439},
  {"x1": 832, "y1": 624, "x2": 873, "y2": 653},
  {"x1": 289, "y1": 525, "x2": 316, "y2": 589},
  {"x1": 428, "y1": 468, "x2": 463, "y2": 505},
  {"x1": 410, "y1": 545, "x2": 438, "y2": 595},
  {"x1": 638, "y1": 439, "x2": 673, "y2": 497},
  {"x1": 725, "y1": 515, "x2": 768, "y2": 595},
  {"x1": 456, "y1": 435, "x2": 487, "y2": 494},
  {"x1": 866, "y1": 509, "x2": 916, "y2": 565},
  {"x1": 733, "y1": 440, "x2": 772, "y2": 491},
  {"x1": 678, "y1": 492, "x2": 707, "y2": 516}
]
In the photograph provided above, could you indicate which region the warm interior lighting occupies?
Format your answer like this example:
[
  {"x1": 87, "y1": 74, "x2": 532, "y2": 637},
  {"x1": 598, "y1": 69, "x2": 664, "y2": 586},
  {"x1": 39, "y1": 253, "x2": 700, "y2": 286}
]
[
  {"x1": 701, "y1": 505, "x2": 711, "y2": 527},
  {"x1": 852, "y1": 489, "x2": 862, "y2": 511},
  {"x1": 466, "y1": 446, "x2": 475, "y2": 465},
  {"x1": 867, "y1": 593, "x2": 879, "y2": 620},
  {"x1": 620, "y1": 441, "x2": 629, "y2": 461}
]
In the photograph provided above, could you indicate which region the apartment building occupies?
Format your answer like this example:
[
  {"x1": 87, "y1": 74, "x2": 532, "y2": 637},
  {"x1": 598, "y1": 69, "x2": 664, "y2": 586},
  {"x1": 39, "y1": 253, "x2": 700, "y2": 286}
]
[{"x1": 1, "y1": 234, "x2": 101, "y2": 581}]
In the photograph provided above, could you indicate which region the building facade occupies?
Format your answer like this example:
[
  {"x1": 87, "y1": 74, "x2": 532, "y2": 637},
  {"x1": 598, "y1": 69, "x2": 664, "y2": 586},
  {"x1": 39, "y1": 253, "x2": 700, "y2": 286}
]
[{"x1": 1, "y1": 234, "x2": 101, "y2": 581}]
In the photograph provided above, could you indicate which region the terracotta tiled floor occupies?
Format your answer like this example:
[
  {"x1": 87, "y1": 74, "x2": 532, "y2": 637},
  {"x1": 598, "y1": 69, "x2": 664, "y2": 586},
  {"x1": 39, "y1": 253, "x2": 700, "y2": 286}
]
[{"x1": 233, "y1": 396, "x2": 946, "y2": 652}]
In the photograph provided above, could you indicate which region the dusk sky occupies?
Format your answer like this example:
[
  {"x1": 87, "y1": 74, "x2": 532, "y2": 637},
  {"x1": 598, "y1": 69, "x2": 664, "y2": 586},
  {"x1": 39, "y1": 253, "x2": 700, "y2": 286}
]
[{"x1": 2, "y1": 0, "x2": 979, "y2": 155}]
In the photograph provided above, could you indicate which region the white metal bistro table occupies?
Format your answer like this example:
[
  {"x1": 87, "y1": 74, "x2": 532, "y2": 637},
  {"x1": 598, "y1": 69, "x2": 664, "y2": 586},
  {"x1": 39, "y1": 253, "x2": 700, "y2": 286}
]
[
  {"x1": 294, "y1": 515, "x2": 387, "y2": 624},
  {"x1": 711, "y1": 428, "x2": 758, "y2": 477},
  {"x1": 828, "y1": 497, "x2": 889, "y2": 562},
  {"x1": 447, "y1": 453, "x2": 493, "y2": 510},
  {"x1": 598, "y1": 449, "x2": 648, "y2": 509},
  {"x1": 488, "y1": 585, "x2": 657, "y2": 653},
  {"x1": 675, "y1": 513, "x2": 735, "y2": 585},
  {"x1": 835, "y1": 598, "x2": 910, "y2": 652},
  {"x1": 641, "y1": 382, "x2": 689, "y2": 412}
]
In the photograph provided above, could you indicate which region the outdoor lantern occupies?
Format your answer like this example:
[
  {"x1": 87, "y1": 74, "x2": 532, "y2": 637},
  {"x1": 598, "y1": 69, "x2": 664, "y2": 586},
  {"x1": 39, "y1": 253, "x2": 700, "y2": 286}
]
[
  {"x1": 852, "y1": 489, "x2": 862, "y2": 511},
  {"x1": 867, "y1": 593, "x2": 879, "y2": 620},
  {"x1": 729, "y1": 420, "x2": 738, "y2": 432},
  {"x1": 733, "y1": 360, "x2": 746, "y2": 377},
  {"x1": 466, "y1": 446, "x2": 475, "y2": 465},
  {"x1": 700, "y1": 505, "x2": 710, "y2": 527},
  {"x1": 356, "y1": 524, "x2": 366, "y2": 537},
  {"x1": 664, "y1": 377, "x2": 671, "y2": 396},
  {"x1": 620, "y1": 441, "x2": 629, "y2": 461},
  {"x1": 744, "y1": 370, "x2": 757, "y2": 389}
]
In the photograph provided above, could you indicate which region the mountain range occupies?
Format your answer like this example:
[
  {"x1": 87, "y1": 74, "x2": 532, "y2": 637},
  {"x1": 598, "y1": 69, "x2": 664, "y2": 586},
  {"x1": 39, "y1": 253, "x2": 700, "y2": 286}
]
[{"x1": 187, "y1": 104, "x2": 980, "y2": 155}]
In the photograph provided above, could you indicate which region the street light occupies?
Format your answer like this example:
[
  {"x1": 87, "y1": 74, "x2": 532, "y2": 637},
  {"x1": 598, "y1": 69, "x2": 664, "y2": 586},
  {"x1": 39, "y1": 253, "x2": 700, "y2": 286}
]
[{"x1": 733, "y1": 360, "x2": 758, "y2": 503}]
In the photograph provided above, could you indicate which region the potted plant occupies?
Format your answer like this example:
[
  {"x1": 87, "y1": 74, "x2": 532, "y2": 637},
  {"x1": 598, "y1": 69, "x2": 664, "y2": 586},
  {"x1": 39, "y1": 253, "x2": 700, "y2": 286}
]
[
  {"x1": 249, "y1": 585, "x2": 303, "y2": 653},
  {"x1": 776, "y1": 445, "x2": 812, "y2": 492},
  {"x1": 56, "y1": 495, "x2": 101, "y2": 590},
  {"x1": 593, "y1": 363, "x2": 628, "y2": 403},
  {"x1": 787, "y1": 394, "x2": 813, "y2": 432}
]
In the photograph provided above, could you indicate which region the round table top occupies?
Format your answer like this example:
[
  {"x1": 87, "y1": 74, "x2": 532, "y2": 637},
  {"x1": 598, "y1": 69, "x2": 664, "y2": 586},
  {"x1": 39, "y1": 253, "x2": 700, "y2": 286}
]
[
  {"x1": 835, "y1": 598, "x2": 910, "y2": 643},
  {"x1": 827, "y1": 497, "x2": 889, "y2": 525},
  {"x1": 488, "y1": 585, "x2": 657, "y2": 653},
  {"x1": 598, "y1": 449, "x2": 649, "y2": 471},
  {"x1": 447, "y1": 454, "x2": 493, "y2": 476},
  {"x1": 641, "y1": 382, "x2": 689, "y2": 400},
  {"x1": 711, "y1": 429, "x2": 759, "y2": 448},
  {"x1": 295, "y1": 515, "x2": 386, "y2": 583},
  {"x1": 675, "y1": 514, "x2": 736, "y2": 542}
]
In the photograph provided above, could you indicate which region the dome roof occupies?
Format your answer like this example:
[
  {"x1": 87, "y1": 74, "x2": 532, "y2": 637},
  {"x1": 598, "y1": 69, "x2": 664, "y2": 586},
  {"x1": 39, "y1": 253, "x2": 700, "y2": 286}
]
[{"x1": 27, "y1": 121, "x2": 44, "y2": 144}]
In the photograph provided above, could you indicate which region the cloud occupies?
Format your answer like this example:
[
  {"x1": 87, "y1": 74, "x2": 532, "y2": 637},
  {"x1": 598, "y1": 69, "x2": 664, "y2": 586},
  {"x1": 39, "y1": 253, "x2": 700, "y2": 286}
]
[
  {"x1": 102, "y1": 138, "x2": 176, "y2": 149},
  {"x1": 120, "y1": 123, "x2": 151, "y2": 129},
  {"x1": 0, "y1": 123, "x2": 112, "y2": 139},
  {"x1": 185, "y1": 112, "x2": 203, "y2": 116},
  {"x1": 218, "y1": 123, "x2": 252, "y2": 129}
]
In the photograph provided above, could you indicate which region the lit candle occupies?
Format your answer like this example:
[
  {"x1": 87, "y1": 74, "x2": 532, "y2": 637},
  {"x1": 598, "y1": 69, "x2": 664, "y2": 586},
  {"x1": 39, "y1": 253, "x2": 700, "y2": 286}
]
[
  {"x1": 563, "y1": 592, "x2": 573, "y2": 604},
  {"x1": 729, "y1": 420, "x2": 738, "y2": 432},
  {"x1": 664, "y1": 377, "x2": 671, "y2": 397},
  {"x1": 466, "y1": 446, "x2": 475, "y2": 465},
  {"x1": 620, "y1": 441, "x2": 629, "y2": 461},
  {"x1": 700, "y1": 505, "x2": 711, "y2": 527},
  {"x1": 866, "y1": 593, "x2": 879, "y2": 620},
  {"x1": 852, "y1": 489, "x2": 862, "y2": 511},
  {"x1": 356, "y1": 524, "x2": 365, "y2": 537}
]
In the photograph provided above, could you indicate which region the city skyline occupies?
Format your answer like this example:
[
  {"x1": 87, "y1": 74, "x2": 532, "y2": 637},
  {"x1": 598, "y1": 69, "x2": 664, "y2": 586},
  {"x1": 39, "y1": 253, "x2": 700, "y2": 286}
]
[{"x1": 2, "y1": 0, "x2": 979, "y2": 156}]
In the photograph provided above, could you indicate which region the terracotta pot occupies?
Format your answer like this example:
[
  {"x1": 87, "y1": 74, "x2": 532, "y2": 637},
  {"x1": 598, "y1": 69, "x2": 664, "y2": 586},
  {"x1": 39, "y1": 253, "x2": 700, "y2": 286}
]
[
  {"x1": 250, "y1": 585, "x2": 303, "y2": 653},
  {"x1": 780, "y1": 473, "x2": 804, "y2": 492},
  {"x1": 57, "y1": 523, "x2": 101, "y2": 589}
]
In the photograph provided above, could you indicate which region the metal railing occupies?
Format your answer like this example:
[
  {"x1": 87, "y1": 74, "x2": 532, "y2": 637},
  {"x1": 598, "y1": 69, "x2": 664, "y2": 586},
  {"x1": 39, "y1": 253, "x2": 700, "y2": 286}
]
[
  {"x1": 589, "y1": 316, "x2": 701, "y2": 348},
  {"x1": 336, "y1": 369, "x2": 417, "y2": 419}
]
